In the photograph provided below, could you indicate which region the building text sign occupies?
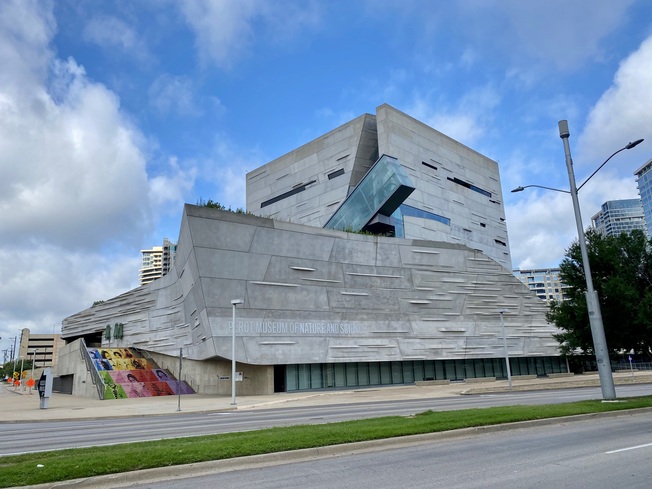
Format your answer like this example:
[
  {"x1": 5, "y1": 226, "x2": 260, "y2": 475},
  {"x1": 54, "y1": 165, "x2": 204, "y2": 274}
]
[{"x1": 227, "y1": 320, "x2": 367, "y2": 336}]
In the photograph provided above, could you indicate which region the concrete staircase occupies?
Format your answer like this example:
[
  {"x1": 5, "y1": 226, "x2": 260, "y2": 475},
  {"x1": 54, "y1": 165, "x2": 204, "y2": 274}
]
[{"x1": 87, "y1": 347, "x2": 194, "y2": 399}]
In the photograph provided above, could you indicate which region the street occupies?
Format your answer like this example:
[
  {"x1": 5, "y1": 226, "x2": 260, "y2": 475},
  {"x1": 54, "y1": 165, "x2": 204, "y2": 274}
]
[
  {"x1": 125, "y1": 412, "x2": 652, "y2": 489},
  {"x1": 2, "y1": 384, "x2": 652, "y2": 456}
]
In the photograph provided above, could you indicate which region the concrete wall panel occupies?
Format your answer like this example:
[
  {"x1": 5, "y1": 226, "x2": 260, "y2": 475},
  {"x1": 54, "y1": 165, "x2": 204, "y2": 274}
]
[
  {"x1": 195, "y1": 247, "x2": 271, "y2": 281},
  {"x1": 249, "y1": 227, "x2": 335, "y2": 261}
]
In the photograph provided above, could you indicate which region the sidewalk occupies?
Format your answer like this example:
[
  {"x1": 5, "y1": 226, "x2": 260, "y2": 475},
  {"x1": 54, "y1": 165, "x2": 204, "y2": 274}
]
[{"x1": 2, "y1": 371, "x2": 652, "y2": 423}]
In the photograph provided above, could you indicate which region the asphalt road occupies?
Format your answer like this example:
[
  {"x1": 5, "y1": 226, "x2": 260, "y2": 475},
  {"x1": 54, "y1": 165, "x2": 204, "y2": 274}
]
[
  {"x1": 125, "y1": 412, "x2": 652, "y2": 489},
  {"x1": 2, "y1": 384, "x2": 652, "y2": 456}
]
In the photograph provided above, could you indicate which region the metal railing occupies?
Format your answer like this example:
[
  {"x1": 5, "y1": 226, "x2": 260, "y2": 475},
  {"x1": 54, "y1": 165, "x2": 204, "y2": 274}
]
[
  {"x1": 616, "y1": 362, "x2": 652, "y2": 371},
  {"x1": 156, "y1": 358, "x2": 199, "y2": 393},
  {"x1": 136, "y1": 348, "x2": 199, "y2": 392},
  {"x1": 79, "y1": 338, "x2": 104, "y2": 400}
]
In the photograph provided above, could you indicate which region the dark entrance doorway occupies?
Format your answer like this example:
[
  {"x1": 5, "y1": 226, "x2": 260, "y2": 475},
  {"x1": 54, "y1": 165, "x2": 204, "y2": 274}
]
[{"x1": 274, "y1": 365, "x2": 286, "y2": 392}]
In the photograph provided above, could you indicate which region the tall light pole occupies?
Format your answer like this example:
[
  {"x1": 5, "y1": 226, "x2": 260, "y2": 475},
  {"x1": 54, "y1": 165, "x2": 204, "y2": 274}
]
[
  {"x1": 230, "y1": 299, "x2": 244, "y2": 405},
  {"x1": 10, "y1": 336, "x2": 17, "y2": 381},
  {"x1": 512, "y1": 121, "x2": 643, "y2": 401},
  {"x1": 19, "y1": 356, "x2": 25, "y2": 390},
  {"x1": 498, "y1": 309, "x2": 512, "y2": 389}
]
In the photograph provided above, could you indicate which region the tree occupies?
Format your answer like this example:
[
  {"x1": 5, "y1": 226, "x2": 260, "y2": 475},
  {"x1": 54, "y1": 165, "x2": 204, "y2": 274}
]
[
  {"x1": 196, "y1": 198, "x2": 250, "y2": 214},
  {"x1": 0, "y1": 360, "x2": 33, "y2": 380},
  {"x1": 197, "y1": 198, "x2": 226, "y2": 209},
  {"x1": 547, "y1": 229, "x2": 652, "y2": 359}
]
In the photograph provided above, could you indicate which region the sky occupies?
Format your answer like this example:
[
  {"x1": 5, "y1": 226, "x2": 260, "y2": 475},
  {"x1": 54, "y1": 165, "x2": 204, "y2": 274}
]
[{"x1": 2, "y1": 0, "x2": 652, "y2": 353}]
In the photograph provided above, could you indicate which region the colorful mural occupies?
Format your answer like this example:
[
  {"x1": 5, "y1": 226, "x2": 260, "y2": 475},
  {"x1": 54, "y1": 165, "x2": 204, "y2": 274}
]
[{"x1": 88, "y1": 348, "x2": 194, "y2": 399}]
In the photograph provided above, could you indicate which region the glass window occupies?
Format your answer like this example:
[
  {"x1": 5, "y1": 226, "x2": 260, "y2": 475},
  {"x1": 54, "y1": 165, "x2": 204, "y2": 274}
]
[
  {"x1": 310, "y1": 364, "x2": 323, "y2": 389},
  {"x1": 298, "y1": 364, "x2": 311, "y2": 389},
  {"x1": 286, "y1": 365, "x2": 298, "y2": 391},
  {"x1": 368, "y1": 362, "x2": 381, "y2": 385},
  {"x1": 391, "y1": 362, "x2": 404, "y2": 384},
  {"x1": 435, "y1": 360, "x2": 445, "y2": 380},
  {"x1": 324, "y1": 364, "x2": 335, "y2": 388},
  {"x1": 399, "y1": 204, "x2": 450, "y2": 226},
  {"x1": 413, "y1": 361, "x2": 425, "y2": 381},
  {"x1": 324, "y1": 155, "x2": 415, "y2": 232},
  {"x1": 402, "y1": 361, "x2": 415, "y2": 383},
  {"x1": 346, "y1": 363, "x2": 358, "y2": 386},
  {"x1": 380, "y1": 362, "x2": 393, "y2": 384},
  {"x1": 334, "y1": 364, "x2": 346, "y2": 387},
  {"x1": 358, "y1": 364, "x2": 370, "y2": 386}
]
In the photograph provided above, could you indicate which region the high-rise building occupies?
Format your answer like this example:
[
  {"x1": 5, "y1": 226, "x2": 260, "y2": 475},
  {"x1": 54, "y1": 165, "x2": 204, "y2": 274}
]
[
  {"x1": 139, "y1": 238, "x2": 177, "y2": 285},
  {"x1": 513, "y1": 268, "x2": 568, "y2": 302},
  {"x1": 634, "y1": 157, "x2": 652, "y2": 236},
  {"x1": 591, "y1": 199, "x2": 647, "y2": 237}
]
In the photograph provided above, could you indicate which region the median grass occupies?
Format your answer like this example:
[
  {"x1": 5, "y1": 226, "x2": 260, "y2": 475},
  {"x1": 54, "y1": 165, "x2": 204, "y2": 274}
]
[{"x1": 2, "y1": 396, "x2": 652, "y2": 488}]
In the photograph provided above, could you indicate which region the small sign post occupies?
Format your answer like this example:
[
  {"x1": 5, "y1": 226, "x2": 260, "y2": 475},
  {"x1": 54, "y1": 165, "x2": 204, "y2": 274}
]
[
  {"x1": 628, "y1": 355, "x2": 634, "y2": 377},
  {"x1": 177, "y1": 348, "x2": 183, "y2": 412},
  {"x1": 26, "y1": 377, "x2": 35, "y2": 394}
]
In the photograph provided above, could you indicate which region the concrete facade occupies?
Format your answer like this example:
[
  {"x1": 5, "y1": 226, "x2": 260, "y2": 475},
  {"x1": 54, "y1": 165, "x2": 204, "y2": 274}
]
[
  {"x1": 247, "y1": 104, "x2": 511, "y2": 269},
  {"x1": 60, "y1": 104, "x2": 561, "y2": 397},
  {"x1": 62, "y1": 206, "x2": 558, "y2": 395}
]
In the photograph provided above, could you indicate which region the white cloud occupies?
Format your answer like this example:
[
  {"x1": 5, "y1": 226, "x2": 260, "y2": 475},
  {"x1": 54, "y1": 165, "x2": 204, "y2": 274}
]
[
  {"x1": 0, "y1": 247, "x2": 140, "y2": 338},
  {"x1": 148, "y1": 74, "x2": 203, "y2": 117},
  {"x1": 505, "y1": 33, "x2": 652, "y2": 270},
  {"x1": 0, "y1": 0, "x2": 55, "y2": 95},
  {"x1": 203, "y1": 137, "x2": 264, "y2": 210},
  {"x1": 455, "y1": 0, "x2": 636, "y2": 71},
  {"x1": 506, "y1": 190, "x2": 578, "y2": 270},
  {"x1": 178, "y1": 0, "x2": 259, "y2": 68},
  {"x1": 178, "y1": 0, "x2": 320, "y2": 68},
  {"x1": 315, "y1": 107, "x2": 356, "y2": 128},
  {"x1": 506, "y1": 165, "x2": 642, "y2": 269},
  {"x1": 0, "y1": 54, "x2": 151, "y2": 250},
  {"x1": 578, "y1": 35, "x2": 652, "y2": 166},
  {"x1": 82, "y1": 14, "x2": 152, "y2": 64},
  {"x1": 0, "y1": 1, "x2": 191, "y2": 341},
  {"x1": 149, "y1": 156, "x2": 197, "y2": 210},
  {"x1": 370, "y1": 0, "x2": 635, "y2": 73},
  {"x1": 406, "y1": 86, "x2": 500, "y2": 145}
]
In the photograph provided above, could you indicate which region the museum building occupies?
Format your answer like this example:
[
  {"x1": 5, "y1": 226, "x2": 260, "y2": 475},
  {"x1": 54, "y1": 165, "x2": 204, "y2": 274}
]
[{"x1": 59, "y1": 105, "x2": 564, "y2": 397}]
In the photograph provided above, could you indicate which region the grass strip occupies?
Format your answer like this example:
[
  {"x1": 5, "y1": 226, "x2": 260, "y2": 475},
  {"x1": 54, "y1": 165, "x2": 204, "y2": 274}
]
[{"x1": 1, "y1": 396, "x2": 651, "y2": 487}]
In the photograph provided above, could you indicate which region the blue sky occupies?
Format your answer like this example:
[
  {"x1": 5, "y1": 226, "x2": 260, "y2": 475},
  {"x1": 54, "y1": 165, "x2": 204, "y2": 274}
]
[{"x1": 2, "y1": 0, "x2": 652, "y2": 347}]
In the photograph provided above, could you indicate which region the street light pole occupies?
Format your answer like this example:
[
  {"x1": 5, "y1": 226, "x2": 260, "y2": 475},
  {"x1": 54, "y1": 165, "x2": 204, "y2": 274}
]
[
  {"x1": 511, "y1": 123, "x2": 643, "y2": 401},
  {"x1": 499, "y1": 309, "x2": 512, "y2": 389},
  {"x1": 10, "y1": 336, "x2": 17, "y2": 382},
  {"x1": 230, "y1": 299, "x2": 244, "y2": 405},
  {"x1": 19, "y1": 357, "x2": 24, "y2": 391},
  {"x1": 558, "y1": 120, "x2": 616, "y2": 400}
]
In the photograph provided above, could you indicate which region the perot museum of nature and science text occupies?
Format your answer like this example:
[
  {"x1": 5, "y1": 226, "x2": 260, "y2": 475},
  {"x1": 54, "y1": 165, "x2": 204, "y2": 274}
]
[{"x1": 59, "y1": 104, "x2": 564, "y2": 398}]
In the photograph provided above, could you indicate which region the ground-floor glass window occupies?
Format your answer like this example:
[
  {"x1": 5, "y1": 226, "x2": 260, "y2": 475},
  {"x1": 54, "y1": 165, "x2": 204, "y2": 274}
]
[{"x1": 284, "y1": 356, "x2": 566, "y2": 391}]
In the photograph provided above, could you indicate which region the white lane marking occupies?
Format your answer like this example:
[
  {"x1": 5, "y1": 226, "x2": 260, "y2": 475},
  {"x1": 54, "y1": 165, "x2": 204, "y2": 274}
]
[{"x1": 606, "y1": 442, "x2": 652, "y2": 454}]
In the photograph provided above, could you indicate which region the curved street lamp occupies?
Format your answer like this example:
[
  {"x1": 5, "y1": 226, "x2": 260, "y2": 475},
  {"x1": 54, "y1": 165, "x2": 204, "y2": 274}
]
[
  {"x1": 512, "y1": 184, "x2": 569, "y2": 194},
  {"x1": 512, "y1": 121, "x2": 644, "y2": 401}
]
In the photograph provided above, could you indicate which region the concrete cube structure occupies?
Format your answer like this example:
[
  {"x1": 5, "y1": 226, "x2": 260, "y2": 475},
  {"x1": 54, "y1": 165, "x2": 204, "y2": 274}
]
[{"x1": 247, "y1": 104, "x2": 511, "y2": 269}]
